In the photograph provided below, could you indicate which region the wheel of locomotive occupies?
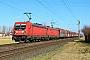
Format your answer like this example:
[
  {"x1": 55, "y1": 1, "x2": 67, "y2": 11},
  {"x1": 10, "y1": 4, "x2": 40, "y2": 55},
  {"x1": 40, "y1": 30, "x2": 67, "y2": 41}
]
[
  {"x1": 24, "y1": 39, "x2": 29, "y2": 43},
  {"x1": 30, "y1": 40, "x2": 34, "y2": 42},
  {"x1": 34, "y1": 39, "x2": 40, "y2": 42},
  {"x1": 33, "y1": 39, "x2": 36, "y2": 42},
  {"x1": 38, "y1": 39, "x2": 41, "y2": 42},
  {"x1": 46, "y1": 37, "x2": 49, "y2": 41}
]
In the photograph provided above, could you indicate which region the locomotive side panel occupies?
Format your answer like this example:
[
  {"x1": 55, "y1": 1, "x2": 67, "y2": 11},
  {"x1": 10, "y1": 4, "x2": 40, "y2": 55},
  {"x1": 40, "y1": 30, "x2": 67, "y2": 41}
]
[
  {"x1": 32, "y1": 26, "x2": 40, "y2": 36},
  {"x1": 51, "y1": 28, "x2": 59, "y2": 39},
  {"x1": 26, "y1": 22, "x2": 32, "y2": 36},
  {"x1": 47, "y1": 26, "x2": 51, "y2": 36},
  {"x1": 32, "y1": 25, "x2": 47, "y2": 36},
  {"x1": 40, "y1": 27, "x2": 47, "y2": 36}
]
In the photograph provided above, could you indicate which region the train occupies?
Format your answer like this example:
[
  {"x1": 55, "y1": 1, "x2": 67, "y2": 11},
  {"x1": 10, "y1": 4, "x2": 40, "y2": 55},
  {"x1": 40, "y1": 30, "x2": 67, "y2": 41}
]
[{"x1": 12, "y1": 21, "x2": 83, "y2": 43}]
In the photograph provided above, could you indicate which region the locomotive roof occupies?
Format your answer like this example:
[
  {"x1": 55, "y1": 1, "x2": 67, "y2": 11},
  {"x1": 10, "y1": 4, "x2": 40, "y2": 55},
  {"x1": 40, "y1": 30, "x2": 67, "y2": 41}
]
[
  {"x1": 32, "y1": 23, "x2": 46, "y2": 28},
  {"x1": 15, "y1": 22, "x2": 58, "y2": 29},
  {"x1": 51, "y1": 28, "x2": 58, "y2": 30},
  {"x1": 15, "y1": 22, "x2": 30, "y2": 24}
]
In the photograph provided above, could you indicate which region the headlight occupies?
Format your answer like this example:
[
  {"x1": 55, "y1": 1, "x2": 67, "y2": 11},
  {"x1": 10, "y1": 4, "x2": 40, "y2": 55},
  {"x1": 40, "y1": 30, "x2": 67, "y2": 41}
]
[
  {"x1": 16, "y1": 31, "x2": 18, "y2": 33},
  {"x1": 14, "y1": 31, "x2": 17, "y2": 34},
  {"x1": 22, "y1": 31, "x2": 24, "y2": 33},
  {"x1": 22, "y1": 31, "x2": 26, "y2": 34}
]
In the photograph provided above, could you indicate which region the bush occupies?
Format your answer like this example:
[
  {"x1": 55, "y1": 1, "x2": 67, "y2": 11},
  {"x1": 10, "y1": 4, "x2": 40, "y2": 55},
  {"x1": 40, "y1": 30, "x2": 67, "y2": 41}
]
[{"x1": 82, "y1": 25, "x2": 90, "y2": 42}]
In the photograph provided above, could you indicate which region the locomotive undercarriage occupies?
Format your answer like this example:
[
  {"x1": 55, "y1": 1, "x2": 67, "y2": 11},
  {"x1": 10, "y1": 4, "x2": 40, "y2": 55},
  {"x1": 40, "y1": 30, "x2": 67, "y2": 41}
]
[
  {"x1": 12, "y1": 35, "x2": 27, "y2": 42},
  {"x1": 12, "y1": 35, "x2": 59, "y2": 43}
]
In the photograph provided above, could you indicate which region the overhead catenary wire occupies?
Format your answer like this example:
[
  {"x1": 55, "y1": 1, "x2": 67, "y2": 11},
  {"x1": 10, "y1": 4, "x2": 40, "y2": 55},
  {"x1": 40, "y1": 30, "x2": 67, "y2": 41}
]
[
  {"x1": 0, "y1": 0, "x2": 77, "y2": 32},
  {"x1": 37, "y1": 0, "x2": 77, "y2": 32},
  {"x1": 43, "y1": 0, "x2": 77, "y2": 27},
  {"x1": 44, "y1": 0, "x2": 62, "y2": 16},
  {"x1": 64, "y1": 0, "x2": 77, "y2": 24},
  {"x1": 62, "y1": 0, "x2": 77, "y2": 25},
  {"x1": 8, "y1": 0, "x2": 46, "y2": 21},
  {"x1": 0, "y1": 0, "x2": 75, "y2": 25},
  {"x1": 0, "y1": 1, "x2": 25, "y2": 12},
  {"x1": 43, "y1": 0, "x2": 77, "y2": 32},
  {"x1": 64, "y1": 0, "x2": 72, "y2": 12},
  {"x1": 0, "y1": 0, "x2": 46, "y2": 21},
  {"x1": 44, "y1": 0, "x2": 63, "y2": 24},
  {"x1": 62, "y1": 0, "x2": 76, "y2": 19},
  {"x1": 37, "y1": 0, "x2": 69, "y2": 24}
]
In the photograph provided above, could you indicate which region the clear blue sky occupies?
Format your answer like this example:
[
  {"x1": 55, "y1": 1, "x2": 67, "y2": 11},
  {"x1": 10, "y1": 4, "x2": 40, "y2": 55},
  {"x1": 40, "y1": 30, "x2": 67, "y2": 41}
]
[{"x1": 0, "y1": 0, "x2": 90, "y2": 33}]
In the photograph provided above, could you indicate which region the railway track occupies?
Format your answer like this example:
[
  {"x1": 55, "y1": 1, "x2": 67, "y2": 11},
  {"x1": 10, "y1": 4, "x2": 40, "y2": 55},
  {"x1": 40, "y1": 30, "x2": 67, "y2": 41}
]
[{"x1": 0, "y1": 38, "x2": 76, "y2": 60}]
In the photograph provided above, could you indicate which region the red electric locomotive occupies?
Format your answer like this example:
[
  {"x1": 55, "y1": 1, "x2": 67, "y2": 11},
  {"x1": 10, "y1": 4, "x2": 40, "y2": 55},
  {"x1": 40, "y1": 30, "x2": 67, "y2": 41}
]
[
  {"x1": 12, "y1": 21, "x2": 82, "y2": 43},
  {"x1": 12, "y1": 22, "x2": 59, "y2": 42}
]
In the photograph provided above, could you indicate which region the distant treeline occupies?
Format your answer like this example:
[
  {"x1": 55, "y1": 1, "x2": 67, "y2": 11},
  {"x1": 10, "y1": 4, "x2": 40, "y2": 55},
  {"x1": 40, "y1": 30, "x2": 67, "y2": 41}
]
[
  {"x1": 0, "y1": 26, "x2": 12, "y2": 35},
  {"x1": 82, "y1": 25, "x2": 90, "y2": 42}
]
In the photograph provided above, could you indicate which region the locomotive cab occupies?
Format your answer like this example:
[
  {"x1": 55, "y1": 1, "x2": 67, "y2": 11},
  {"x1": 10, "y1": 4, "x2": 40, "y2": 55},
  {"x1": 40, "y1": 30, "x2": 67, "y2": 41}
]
[
  {"x1": 12, "y1": 22, "x2": 31, "y2": 42},
  {"x1": 14, "y1": 24, "x2": 26, "y2": 34}
]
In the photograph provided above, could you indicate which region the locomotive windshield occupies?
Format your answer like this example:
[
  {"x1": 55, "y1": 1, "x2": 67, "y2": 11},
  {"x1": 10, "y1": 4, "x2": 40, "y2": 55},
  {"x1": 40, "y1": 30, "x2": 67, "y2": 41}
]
[{"x1": 14, "y1": 24, "x2": 26, "y2": 30}]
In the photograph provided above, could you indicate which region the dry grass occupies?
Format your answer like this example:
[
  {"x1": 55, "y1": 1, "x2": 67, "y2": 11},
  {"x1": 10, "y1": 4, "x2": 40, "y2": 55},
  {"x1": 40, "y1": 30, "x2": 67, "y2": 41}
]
[
  {"x1": 50, "y1": 42, "x2": 90, "y2": 60},
  {"x1": 0, "y1": 36, "x2": 17, "y2": 45},
  {"x1": 27, "y1": 37, "x2": 90, "y2": 60}
]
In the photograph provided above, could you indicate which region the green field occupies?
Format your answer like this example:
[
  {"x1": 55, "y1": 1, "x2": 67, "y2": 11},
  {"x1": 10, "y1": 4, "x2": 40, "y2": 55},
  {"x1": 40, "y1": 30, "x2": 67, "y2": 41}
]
[
  {"x1": 27, "y1": 37, "x2": 90, "y2": 60},
  {"x1": 0, "y1": 37, "x2": 17, "y2": 45}
]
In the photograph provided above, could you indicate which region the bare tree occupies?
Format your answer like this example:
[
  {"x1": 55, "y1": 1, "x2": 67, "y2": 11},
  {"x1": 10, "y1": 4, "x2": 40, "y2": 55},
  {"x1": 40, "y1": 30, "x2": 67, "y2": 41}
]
[
  {"x1": 81, "y1": 25, "x2": 90, "y2": 42},
  {"x1": 2, "y1": 26, "x2": 6, "y2": 34},
  {"x1": 6, "y1": 26, "x2": 12, "y2": 36},
  {"x1": 1, "y1": 26, "x2": 12, "y2": 36}
]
